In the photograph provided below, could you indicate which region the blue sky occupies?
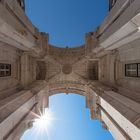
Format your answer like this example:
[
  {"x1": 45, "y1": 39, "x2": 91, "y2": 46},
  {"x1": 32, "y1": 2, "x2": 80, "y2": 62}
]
[
  {"x1": 21, "y1": 94, "x2": 113, "y2": 140},
  {"x1": 25, "y1": 0, "x2": 108, "y2": 47},
  {"x1": 21, "y1": 0, "x2": 114, "y2": 140}
]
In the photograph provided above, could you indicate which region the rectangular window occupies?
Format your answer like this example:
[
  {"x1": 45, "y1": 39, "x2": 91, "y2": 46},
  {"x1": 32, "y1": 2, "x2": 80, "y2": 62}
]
[
  {"x1": 0, "y1": 63, "x2": 11, "y2": 77},
  {"x1": 125, "y1": 63, "x2": 140, "y2": 78}
]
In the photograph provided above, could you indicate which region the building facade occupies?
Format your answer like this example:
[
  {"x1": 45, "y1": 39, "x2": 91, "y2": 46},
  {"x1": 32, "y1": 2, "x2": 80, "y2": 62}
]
[{"x1": 0, "y1": 0, "x2": 140, "y2": 139}]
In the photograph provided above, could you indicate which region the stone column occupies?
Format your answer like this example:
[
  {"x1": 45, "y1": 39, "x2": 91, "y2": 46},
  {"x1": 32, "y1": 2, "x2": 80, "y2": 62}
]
[
  {"x1": 109, "y1": 53, "x2": 115, "y2": 85},
  {"x1": 41, "y1": 93, "x2": 49, "y2": 113},
  {"x1": 0, "y1": 94, "x2": 37, "y2": 140},
  {"x1": 98, "y1": 54, "x2": 111, "y2": 84},
  {"x1": 21, "y1": 52, "x2": 36, "y2": 87},
  {"x1": 98, "y1": 91, "x2": 140, "y2": 140},
  {"x1": 36, "y1": 87, "x2": 49, "y2": 114},
  {"x1": 85, "y1": 86, "x2": 99, "y2": 119},
  {"x1": 109, "y1": 50, "x2": 119, "y2": 86},
  {"x1": 6, "y1": 107, "x2": 36, "y2": 140},
  {"x1": 85, "y1": 32, "x2": 94, "y2": 55},
  {"x1": 21, "y1": 52, "x2": 30, "y2": 87}
]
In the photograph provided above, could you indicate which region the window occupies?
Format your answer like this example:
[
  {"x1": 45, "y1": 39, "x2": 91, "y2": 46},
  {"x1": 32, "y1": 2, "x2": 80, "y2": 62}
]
[
  {"x1": 125, "y1": 63, "x2": 140, "y2": 77},
  {"x1": 0, "y1": 63, "x2": 11, "y2": 77}
]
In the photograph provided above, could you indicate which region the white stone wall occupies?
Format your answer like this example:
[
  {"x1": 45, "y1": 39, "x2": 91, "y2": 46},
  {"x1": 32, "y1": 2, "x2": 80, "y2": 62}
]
[
  {"x1": 99, "y1": 90, "x2": 140, "y2": 140},
  {"x1": 99, "y1": 39, "x2": 140, "y2": 93},
  {"x1": 101, "y1": 110, "x2": 127, "y2": 140},
  {"x1": 0, "y1": 95, "x2": 36, "y2": 139},
  {"x1": 0, "y1": 43, "x2": 21, "y2": 92},
  {"x1": 116, "y1": 40, "x2": 140, "y2": 92},
  {"x1": 21, "y1": 53, "x2": 36, "y2": 87}
]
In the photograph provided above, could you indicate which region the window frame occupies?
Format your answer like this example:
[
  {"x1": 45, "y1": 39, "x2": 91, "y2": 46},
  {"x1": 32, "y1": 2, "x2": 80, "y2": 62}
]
[
  {"x1": 0, "y1": 63, "x2": 11, "y2": 77},
  {"x1": 125, "y1": 63, "x2": 140, "y2": 78}
]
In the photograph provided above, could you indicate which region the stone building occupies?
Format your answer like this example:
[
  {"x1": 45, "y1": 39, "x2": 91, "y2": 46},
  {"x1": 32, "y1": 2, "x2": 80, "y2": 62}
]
[{"x1": 0, "y1": 0, "x2": 140, "y2": 139}]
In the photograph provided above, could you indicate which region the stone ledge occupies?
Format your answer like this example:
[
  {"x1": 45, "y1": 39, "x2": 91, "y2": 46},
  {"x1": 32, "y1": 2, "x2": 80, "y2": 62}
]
[{"x1": 0, "y1": 80, "x2": 47, "y2": 123}]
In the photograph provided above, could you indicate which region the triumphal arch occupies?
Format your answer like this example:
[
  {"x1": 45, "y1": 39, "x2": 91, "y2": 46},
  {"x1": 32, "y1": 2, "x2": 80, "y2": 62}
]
[{"x1": 0, "y1": 0, "x2": 140, "y2": 139}]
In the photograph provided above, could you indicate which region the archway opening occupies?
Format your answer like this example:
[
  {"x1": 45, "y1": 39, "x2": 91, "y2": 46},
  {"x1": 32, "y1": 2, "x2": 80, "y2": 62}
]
[{"x1": 21, "y1": 93, "x2": 113, "y2": 140}]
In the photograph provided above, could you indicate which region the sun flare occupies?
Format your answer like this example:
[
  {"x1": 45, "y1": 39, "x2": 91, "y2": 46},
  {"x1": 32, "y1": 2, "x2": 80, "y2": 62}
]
[{"x1": 34, "y1": 108, "x2": 55, "y2": 134}]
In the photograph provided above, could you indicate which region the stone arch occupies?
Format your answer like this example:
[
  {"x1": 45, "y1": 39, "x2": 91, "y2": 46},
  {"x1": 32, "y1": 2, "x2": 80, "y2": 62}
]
[
  {"x1": 36, "y1": 82, "x2": 99, "y2": 121},
  {"x1": 47, "y1": 83, "x2": 90, "y2": 96},
  {"x1": 20, "y1": 83, "x2": 102, "y2": 140}
]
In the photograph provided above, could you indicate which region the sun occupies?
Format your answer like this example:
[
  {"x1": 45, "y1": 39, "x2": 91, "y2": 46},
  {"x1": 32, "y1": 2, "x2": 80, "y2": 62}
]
[{"x1": 33, "y1": 108, "x2": 55, "y2": 134}]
